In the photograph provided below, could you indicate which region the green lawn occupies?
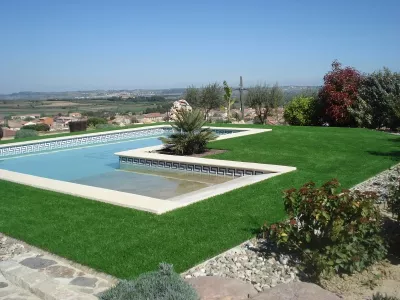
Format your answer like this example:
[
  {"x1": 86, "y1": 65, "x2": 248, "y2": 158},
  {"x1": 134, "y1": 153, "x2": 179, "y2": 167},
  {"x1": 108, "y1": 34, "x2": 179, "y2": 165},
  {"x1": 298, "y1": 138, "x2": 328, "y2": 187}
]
[{"x1": 0, "y1": 125, "x2": 399, "y2": 279}]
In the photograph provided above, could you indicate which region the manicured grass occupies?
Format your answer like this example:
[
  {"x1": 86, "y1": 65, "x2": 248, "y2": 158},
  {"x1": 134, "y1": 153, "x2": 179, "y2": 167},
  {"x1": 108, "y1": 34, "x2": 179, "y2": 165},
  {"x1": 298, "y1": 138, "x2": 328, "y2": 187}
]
[
  {"x1": 0, "y1": 125, "x2": 399, "y2": 279},
  {"x1": 0, "y1": 123, "x2": 164, "y2": 145}
]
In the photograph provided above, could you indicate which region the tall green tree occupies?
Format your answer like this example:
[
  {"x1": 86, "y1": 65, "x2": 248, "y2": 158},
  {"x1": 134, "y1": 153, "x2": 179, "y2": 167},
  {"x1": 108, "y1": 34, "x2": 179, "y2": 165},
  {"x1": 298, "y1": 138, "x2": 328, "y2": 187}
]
[
  {"x1": 246, "y1": 84, "x2": 273, "y2": 124},
  {"x1": 352, "y1": 68, "x2": 400, "y2": 129},
  {"x1": 183, "y1": 85, "x2": 200, "y2": 108},
  {"x1": 270, "y1": 83, "x2": 284, "y2": 122},
  {"x1": 199, "y1": 82, "x2": 223, "y2": 121}
]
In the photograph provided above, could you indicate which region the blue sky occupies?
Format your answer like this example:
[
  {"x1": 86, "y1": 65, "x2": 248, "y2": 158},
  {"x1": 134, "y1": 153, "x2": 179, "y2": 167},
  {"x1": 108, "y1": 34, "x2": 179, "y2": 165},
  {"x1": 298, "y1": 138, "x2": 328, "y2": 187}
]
[{"x1": 0, "y1": 0, "x2": 399, "y2": 93}]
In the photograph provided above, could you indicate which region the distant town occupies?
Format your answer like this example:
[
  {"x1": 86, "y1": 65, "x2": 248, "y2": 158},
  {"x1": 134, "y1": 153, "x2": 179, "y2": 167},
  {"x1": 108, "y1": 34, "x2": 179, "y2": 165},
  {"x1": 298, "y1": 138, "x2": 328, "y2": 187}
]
[
  {"x1": 0, "y1": 86, "x2": 318, "y2": 101},
  {"x1": 0, "y1": 85, "x2": 320, "y2": 140}
]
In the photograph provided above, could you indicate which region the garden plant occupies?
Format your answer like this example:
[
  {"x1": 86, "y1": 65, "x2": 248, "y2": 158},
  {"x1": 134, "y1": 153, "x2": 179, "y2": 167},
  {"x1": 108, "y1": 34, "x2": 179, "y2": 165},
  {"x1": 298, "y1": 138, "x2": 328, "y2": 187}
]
[
  {"x1": 264, "y1": 179, "x2": 387, "y2": 280},
  {"x1": 160, "y1": 109, "x2": 217, "y2": 155},
  {"x1": 68, "y1": 120, "x2": 88, "y2": 132},
  {"x1": 15, "y1": 129, "x2": 38, "y2": 139},
  {"x1": 99, "y1": 263, "x2": 199, "y2": 300}
]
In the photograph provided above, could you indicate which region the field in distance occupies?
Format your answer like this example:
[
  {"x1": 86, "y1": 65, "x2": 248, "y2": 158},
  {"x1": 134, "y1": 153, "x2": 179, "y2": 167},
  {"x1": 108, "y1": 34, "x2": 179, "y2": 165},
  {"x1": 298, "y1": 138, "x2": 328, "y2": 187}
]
[{"x1": 0, "y1": 99, "x2": 173, "y2": 118}]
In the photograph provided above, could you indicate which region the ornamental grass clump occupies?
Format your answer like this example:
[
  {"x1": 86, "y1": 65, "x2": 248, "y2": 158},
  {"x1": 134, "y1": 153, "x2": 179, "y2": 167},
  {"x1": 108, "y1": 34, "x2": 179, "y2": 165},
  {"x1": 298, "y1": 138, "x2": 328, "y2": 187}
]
[
  {"x1": 160, "y1": 109, "x2": 217, "y2": 155},
  {"x1": 263, "y1": 179, "x2": 387, "y2": 280},
  {"x1": 99, "y1": 263, "x2": 199, "y2": 300}
]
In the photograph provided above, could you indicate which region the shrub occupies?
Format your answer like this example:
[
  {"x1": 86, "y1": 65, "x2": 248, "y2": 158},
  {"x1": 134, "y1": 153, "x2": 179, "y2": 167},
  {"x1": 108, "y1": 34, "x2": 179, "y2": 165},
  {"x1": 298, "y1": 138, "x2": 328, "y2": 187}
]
[
  {"x1": 20, "y1": 125, "x2": 36, "y2": 131},
  {"x1": 373, "y1": 293, "x2": 400, "y2": 300},
  {"x1": 232, "y1": 111, "x2": 241, "y2": 121},
  {"x1": 263, "y1": 179, "x2": 387, "y2": 280},
  {"x1": 15, "y1": 129, "x2": 38, "y2": 139},
  {"x1": 95, "y1": 123, "x2": 116, "y2": 130},
  {"x1": 160, "y1": 110, "x2": 217, "y2": 155},
  {"x1": 87, "y1": 117, "x2": 107, "y2": 127},
  {"x1": 388, "y1": 177, "x2": 400, "y2": 221},
  {"x1": 253, "y1": 116, "x2": 263, "y2": 124},
  {"x1": 284, "y1": 96, "x2": 317, "y2": 126},
  {"x1": 35, "y1": 123, "x2": 50, "y2": 131},
  {"x1": 99, "y1": 263, "x2": 199, "y2": 300},
  {"x1": 68, "y1": 120, "x2": 87, "y2": 132},
  {"x1": 318, "y1": 60, "x2": 362, "y2": 126},
  {"x1": 351, "y1": 68, "x2": 400, "y2": 129},
  {"x1": 22, "y1": 123, "x2": 50, "y2": 131},
  {"x1": 214, "y1": 118, "x2": 231, "y2": 124},
  {"x1": 0, "y1": 128, "x2": 3, "y2": 140}
]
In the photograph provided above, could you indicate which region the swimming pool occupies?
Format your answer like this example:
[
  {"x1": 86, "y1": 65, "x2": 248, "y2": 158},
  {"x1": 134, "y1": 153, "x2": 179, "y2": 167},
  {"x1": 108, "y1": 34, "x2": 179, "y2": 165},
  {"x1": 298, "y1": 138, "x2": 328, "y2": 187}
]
[
  {"x1": 0, "y1": 126, "x2": 295, "y2": 214},
  {"x1": 0, "y1": 136, "x2": 233, "y2": 199}
]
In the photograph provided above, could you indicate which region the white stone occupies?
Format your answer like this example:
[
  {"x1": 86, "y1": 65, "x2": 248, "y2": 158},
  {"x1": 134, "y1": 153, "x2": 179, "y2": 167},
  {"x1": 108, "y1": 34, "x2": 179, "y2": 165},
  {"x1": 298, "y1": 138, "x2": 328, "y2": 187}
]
[{"x1": 169, "y1": 99, "x2": 192, "y2": 121}]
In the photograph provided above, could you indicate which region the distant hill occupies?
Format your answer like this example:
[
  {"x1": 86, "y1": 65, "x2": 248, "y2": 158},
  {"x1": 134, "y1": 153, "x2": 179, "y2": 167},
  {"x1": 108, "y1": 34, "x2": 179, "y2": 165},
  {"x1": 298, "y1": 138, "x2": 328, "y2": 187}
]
[
  {"x1": 0, "y1": 89, "x2": 186, "y2": 100},
  {"x1": 0, "y1": 86, "x2": 319, "y2": 101}
]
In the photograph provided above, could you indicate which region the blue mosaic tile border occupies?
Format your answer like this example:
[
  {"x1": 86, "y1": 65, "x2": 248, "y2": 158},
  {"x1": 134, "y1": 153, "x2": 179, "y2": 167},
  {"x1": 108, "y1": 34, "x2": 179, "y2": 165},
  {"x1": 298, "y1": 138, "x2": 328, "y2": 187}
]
[
  {"x1": 0, "y1": 127, "x2": 242, "y2": 158},
  {"x1": 0, "y1": 128, "x2": 168, "y2": 158},
  {"x1": 119, "y1": 156, "x2": 265, "y2": 177}
]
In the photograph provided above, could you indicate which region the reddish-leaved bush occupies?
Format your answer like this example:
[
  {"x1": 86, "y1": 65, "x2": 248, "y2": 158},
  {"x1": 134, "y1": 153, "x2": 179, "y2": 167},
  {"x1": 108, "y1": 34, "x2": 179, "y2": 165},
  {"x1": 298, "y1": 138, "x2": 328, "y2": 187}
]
[{"x1": 318, "y1": 60, "x2": 362, "y2": 126}]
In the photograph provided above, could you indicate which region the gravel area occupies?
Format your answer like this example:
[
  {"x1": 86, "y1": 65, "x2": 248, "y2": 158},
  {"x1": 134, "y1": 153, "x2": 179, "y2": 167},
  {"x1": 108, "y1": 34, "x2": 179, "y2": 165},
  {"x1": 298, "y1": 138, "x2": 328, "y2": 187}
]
[
  {"x1": 0, "y1": 233, "x2": 28, "y2": 261},
  {"x1": 183, "y1": 164, "x2": 400, "y2": 294},
  {"x1": 182, "y1": 239, "x2": 300, "y2": 292},
  {"x1": 352, "y1": 164, "x2": 399, "y2": 203}
]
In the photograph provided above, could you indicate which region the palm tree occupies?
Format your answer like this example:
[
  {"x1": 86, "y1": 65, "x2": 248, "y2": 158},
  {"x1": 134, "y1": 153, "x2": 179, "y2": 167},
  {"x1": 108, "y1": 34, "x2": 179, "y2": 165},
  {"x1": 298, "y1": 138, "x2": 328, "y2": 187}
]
[{"x1": 160, "y1": 110, "x2": 217, "y2": 155}]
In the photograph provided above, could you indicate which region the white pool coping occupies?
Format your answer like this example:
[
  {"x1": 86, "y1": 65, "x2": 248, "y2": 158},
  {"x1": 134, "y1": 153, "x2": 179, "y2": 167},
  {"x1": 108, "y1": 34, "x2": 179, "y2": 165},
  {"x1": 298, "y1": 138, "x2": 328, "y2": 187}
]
[{"x1": 0, "y1": 125, "x2": 297, "y2": 214}]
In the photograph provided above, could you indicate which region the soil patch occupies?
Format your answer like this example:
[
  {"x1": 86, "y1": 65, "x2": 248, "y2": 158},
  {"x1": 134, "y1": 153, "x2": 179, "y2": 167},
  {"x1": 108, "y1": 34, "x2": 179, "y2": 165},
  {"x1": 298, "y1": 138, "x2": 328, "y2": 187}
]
[
  {"x1": 320, "y1": 260, "x2": 400, "y2": 299},
  {"x1": 154, "y1": 148, "x2": 227, "y2": 158}
]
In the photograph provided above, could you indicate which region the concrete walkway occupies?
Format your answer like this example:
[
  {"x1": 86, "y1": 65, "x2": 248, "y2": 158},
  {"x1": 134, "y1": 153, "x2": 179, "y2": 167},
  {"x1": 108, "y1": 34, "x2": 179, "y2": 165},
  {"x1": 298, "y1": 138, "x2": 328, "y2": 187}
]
[
  {"x1": 0, "y1": 272, "x2": 40, "y2": 300},
  {"x1": 0, "y1": 253, "x2": 113, "y2": 299},
  {"x1": 0, "y1": 234, "x2": 115, "y2": 300}
]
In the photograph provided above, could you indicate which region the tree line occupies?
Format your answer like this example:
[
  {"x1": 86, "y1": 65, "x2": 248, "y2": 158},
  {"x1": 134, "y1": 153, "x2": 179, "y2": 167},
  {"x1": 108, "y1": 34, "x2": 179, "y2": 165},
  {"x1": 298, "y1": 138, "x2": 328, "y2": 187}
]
[
  {"x1": 284, "y1": 60, "x2": 400, "y2": 129},
  {"x1": 184, "y1": 82, "x2": 284, "y2": 123}
]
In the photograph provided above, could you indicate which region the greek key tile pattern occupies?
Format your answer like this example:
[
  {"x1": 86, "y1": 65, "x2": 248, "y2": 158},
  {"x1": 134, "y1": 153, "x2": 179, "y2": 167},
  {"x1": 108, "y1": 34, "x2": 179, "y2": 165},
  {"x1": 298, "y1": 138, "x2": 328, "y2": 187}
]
[
  {"x1": 0, "y1": 128, "x2": 168, "y2": 158},
  {"x1": 0, "y1": 127, "x2": 241, "y2": 158},
  {"x1": 119, "y1": 156, "x2": 264, "y2": 177}
]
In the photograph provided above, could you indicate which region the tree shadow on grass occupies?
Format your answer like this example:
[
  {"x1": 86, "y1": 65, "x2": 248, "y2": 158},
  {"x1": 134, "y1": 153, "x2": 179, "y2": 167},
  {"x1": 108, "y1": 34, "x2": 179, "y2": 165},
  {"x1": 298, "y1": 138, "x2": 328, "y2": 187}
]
[
  {"x1": 242, "y1": 214, "x2": 264, "y2": 236},
  {"x1": 388, "y1": 137, "x2": 400, "y2": 143},
  {"x1": 367, "y1": 150, "x2": 400, "y2": 162}
]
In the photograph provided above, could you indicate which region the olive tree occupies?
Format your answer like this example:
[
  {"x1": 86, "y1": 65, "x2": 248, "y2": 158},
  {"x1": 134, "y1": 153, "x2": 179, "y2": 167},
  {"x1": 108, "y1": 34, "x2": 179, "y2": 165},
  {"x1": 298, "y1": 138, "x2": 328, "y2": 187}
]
[
  {"x1": 183, "y1": 83, "x2": 223, "y2": 120},
  {"x1": 183, "y1": 85, "x2": 200, "y2": 108},
  {"x1": 246, "y1": 84, "x2": 274, "y2": 124},
  {"x1": 199, "y1": 82, "x2": 223, "y2": 120},
  {"x1": 270, "y1": 83, "x2": 284, "y2": 122}
]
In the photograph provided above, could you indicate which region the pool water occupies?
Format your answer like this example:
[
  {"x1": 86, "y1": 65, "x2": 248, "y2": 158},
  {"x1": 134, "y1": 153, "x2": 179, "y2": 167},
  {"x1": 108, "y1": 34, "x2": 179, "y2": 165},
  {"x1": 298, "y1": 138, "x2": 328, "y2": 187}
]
[{"x1": 0, "y1": 136, "x2": 232, "y2": 199}]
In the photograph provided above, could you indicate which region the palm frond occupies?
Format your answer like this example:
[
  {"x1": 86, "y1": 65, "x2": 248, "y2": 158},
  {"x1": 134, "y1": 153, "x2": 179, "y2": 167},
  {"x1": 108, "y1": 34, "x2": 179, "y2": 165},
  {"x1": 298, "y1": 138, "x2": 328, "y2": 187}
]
[{"x1": 160, "y1": 110, "x2": 217, "y2": 155}]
